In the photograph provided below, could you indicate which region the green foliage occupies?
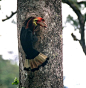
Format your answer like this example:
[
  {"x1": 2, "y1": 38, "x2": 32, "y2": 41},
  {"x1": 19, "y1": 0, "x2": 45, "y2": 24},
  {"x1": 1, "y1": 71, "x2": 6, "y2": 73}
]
[
  {"x1": 12, "y1": 77, "x2": 19, "y2": 85},
  {"x1": 66, "y1": 15, "x2": 79, "y2": 30},
  {"x1": 71, "y1": 0, "x2": 77, "y2": 1},
  {"x1": 0, "y1": 55, "x2": 19, "y2": 88}
]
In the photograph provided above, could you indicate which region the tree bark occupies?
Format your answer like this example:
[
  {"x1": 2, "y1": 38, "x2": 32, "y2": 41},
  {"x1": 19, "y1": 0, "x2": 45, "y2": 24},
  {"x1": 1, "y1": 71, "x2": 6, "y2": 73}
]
[{"x1": 17, "y1": 0, "x2": 63, "y2": 88}]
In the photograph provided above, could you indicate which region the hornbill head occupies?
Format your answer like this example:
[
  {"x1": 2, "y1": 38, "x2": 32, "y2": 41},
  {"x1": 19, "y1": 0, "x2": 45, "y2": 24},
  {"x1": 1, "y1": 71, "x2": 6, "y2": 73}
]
[
  {"x1": 25, "y1": 17, "x2": 47, "y2": 32},
  {"x1": 33, "y1": 17, "x2": 47, "y2": 28}
]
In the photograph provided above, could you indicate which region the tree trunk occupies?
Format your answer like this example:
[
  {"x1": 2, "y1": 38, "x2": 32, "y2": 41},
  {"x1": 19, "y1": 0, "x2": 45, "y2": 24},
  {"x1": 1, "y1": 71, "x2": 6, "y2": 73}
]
[{"x1": 17, "y1": 0, "x2": 63, "y2": 88}]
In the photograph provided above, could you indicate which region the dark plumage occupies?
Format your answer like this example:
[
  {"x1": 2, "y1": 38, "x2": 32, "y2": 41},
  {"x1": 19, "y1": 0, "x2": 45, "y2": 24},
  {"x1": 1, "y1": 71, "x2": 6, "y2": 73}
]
[{"x1": 20, "y1": 27, "x2": 39, "y2": 59}]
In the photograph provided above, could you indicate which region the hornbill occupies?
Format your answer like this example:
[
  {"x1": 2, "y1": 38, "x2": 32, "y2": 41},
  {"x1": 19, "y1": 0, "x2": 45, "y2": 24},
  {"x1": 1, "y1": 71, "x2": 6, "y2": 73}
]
[{"x1": 20, "y1": 17, "x2": 49, "y2": 71}]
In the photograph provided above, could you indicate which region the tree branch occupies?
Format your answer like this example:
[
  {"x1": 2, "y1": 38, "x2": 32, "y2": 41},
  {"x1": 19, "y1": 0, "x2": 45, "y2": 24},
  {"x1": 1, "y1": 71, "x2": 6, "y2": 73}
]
[
  {"x1": 71, "y1": 33, "x2": 86, "y2": 55},
  {"x1": 62, "y1": 0, "x2": 82, "y2": 18},
  {"x1": 71, "y1": 33, "x2": 79, "y2": 41},
  {"x1": 62, "y1": 0, "x2": 86, "y2": 55},
  {"x1": 62, "y1": 0, "x2": 85, "y2": 39},
  {"x1": 85, "y1": 13, "x2": 86, "y2": 21},
  {"x1": 79, "y1": 40, "x2": 86, "y2": 55},
  {"x1": 77, "y1": 1, "x2": 86, "y2": 5},
  {"x1": 2, "y1": 11, "x2": 17, "y2": 22}
]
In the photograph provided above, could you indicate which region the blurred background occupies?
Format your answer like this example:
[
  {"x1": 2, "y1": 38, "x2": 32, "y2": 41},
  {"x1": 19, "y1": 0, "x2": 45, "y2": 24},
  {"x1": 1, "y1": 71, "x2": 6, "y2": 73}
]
[
  {"x1": 0, "y1": 0, "x2": 19, "y2": 88},
  {"x1": 0, "y1": 0, "x2": 86, "y2": 88}
]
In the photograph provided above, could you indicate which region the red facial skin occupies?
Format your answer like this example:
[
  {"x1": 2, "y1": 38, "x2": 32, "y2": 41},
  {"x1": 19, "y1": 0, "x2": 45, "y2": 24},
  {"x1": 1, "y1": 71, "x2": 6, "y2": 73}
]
[
  {"x1": 36, "y1": 17, "x2": 44, "y2": 22},
  {"x1": 36, "y1": 17, "x2": 47, "y2": 28}
]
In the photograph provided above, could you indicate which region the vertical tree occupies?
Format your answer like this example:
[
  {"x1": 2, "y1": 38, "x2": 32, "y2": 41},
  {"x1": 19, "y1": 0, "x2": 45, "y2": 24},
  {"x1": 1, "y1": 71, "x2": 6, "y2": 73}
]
[{"x1": 17, "y1": 0, "x2": 63, "y2": 88}]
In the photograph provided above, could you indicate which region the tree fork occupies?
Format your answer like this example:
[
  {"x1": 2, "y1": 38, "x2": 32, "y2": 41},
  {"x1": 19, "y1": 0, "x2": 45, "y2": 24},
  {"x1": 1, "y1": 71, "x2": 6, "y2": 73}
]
[{"x1": 62, "y1": 0, "x2": 86, "y2": 55}]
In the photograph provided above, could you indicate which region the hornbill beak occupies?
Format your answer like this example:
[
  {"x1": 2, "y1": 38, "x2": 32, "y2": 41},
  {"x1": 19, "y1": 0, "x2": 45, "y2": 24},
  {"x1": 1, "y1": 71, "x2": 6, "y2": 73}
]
[{"x1": 37, "y1": 21, "x2": 47, "y2": 29}]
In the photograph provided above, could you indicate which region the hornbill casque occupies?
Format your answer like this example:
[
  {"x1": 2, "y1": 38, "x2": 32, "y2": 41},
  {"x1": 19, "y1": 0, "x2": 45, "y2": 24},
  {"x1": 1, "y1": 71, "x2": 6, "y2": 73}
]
[{"x1": 20, "y1": 17, "x2": 49, "y2": 72}]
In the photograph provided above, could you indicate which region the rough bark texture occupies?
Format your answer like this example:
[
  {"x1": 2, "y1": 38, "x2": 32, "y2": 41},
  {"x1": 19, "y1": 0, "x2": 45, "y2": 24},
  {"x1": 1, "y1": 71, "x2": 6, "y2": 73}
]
[{"x1": 17, "y1": 0, "x2": 63, "y2": 88}]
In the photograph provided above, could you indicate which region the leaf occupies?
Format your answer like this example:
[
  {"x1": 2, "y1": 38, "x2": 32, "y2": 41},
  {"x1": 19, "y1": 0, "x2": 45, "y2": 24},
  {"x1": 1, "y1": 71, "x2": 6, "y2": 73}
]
[
  {"x1": 66, "y1": 15, "x2": 79, "y2": 30},
  {"x1": 12, "y1": 77, "x2": 19, "y2": 85}
]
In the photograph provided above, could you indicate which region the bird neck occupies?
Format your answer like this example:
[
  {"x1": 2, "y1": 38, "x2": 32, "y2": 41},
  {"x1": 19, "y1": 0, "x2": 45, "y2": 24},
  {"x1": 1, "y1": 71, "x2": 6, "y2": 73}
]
[{"x1": 25, "y1": 17, "x2": 36, "y2": 33}]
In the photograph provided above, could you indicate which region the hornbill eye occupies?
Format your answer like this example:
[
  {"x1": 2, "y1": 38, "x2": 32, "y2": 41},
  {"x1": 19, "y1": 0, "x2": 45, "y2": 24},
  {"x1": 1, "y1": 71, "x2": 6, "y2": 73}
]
[{"x1": 41, "y1": 19, "x2": 45, "y2": 21}]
